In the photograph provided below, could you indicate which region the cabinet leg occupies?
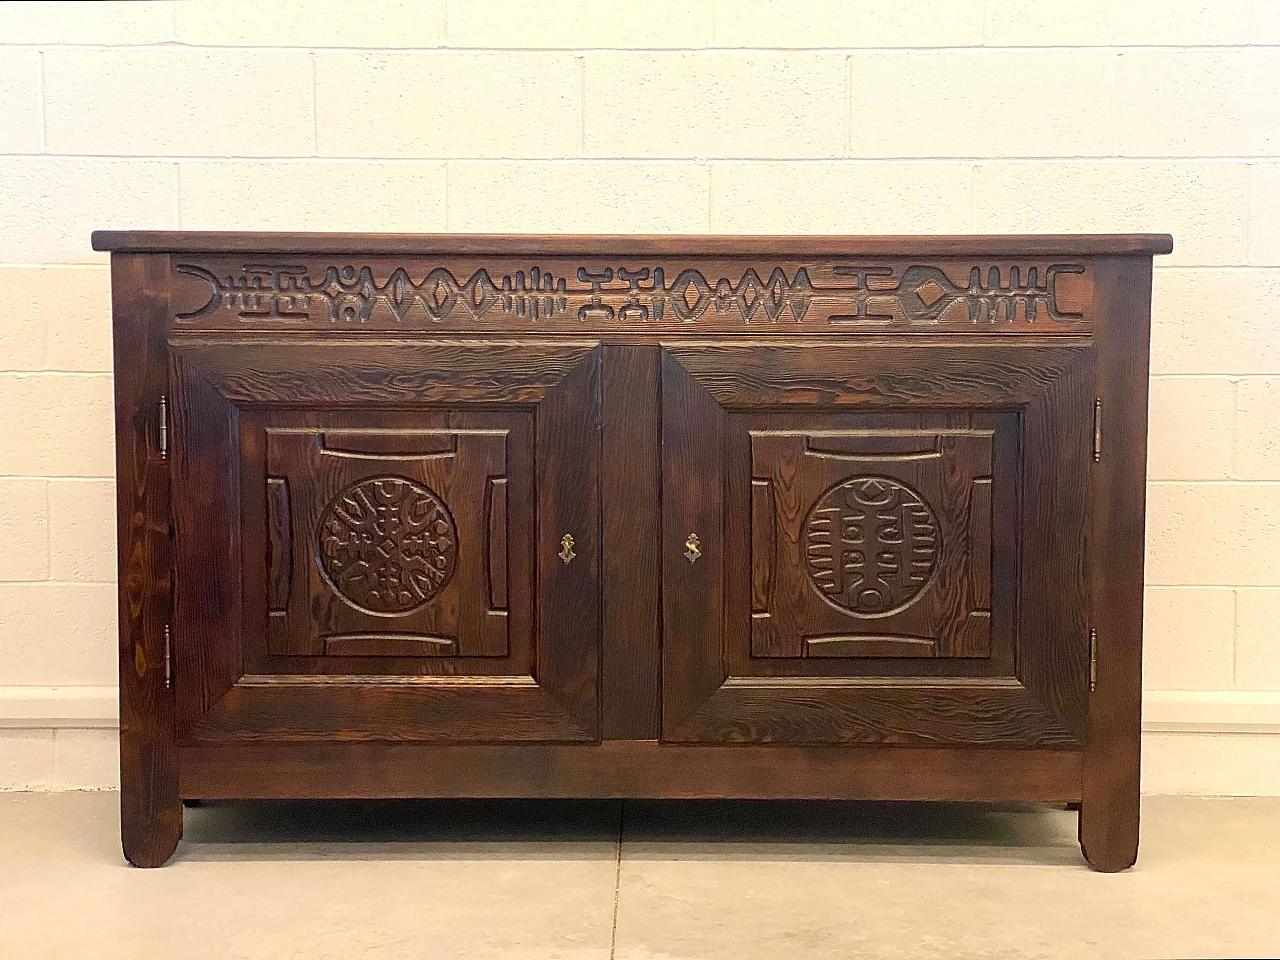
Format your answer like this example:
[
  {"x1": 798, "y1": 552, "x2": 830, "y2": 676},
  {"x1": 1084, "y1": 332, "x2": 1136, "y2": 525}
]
[
  {"x1": 120, "y1": 735, "x2": 182, "y2": 868},
  {"x1": 114, "y1": 251, "x2": 182, "y2": 869},
  {"x1": 1077, "y1": 786, "x2": 1139, "y2": 873},
  {"x1": 1080, "y1": 256, "x2": 1147, "y2": 874}
]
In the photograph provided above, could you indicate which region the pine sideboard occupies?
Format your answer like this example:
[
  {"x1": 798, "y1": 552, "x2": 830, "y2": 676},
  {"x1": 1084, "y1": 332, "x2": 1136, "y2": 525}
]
[{"x1": 93, "y1": 231, "x2": 1172, "y2": 869}]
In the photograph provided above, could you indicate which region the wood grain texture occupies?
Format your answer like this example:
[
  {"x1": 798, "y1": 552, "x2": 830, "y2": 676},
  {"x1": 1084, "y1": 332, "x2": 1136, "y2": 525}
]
[
  {"x1": 179, "y1": 740, "x2": 1083, "y2": 803},
  {"x1": 244, "y1": 409, "x2": 530, "y2": 670},
  {"x1": 169, "y1": 342, "x2": 599, "y2": 745},
  {"x1": 113, "y1": 253, "x2": 182, "y2": 867},
  {"x1": 485, "y1": 477, "x2": 508, "y2": 613},
  {"x1": 322, "y1": 635, "x2": 457, "y2": 657},
  {"x1": 661, "y1": 352, "x2": 731, "y2": 736},
  {"x1": 664, "y1": 341, "x2": 1087, "y2": 408},
  {"x1": 183, "y1": 679, "x2": 593, "y2": 743},
  {"x1": 174, "y1": 339, "x2": 598, "y2": 405},
  {"x1": 744, "y1": 419, "x2": 996, "y2": 659},
  {"x1": 265, "y1": 422, "x2": 511, "y2": 658},
  {"x1": 731, "y1": 411, "x2": 1016, "y2": 680},
  {"x1": 662, "y1": 344, "x2": 1087, "y2": 747},
  {"x1": 169, "y1": 347, "x2": 243, "y2": 735},
  {"x1": 805, "y1": 636, "x2": 937, "y2": 657},
  {"x1": 535, "y1": 347, "x2": 602, "y2": 737},
  {"x1": 265, "y1": 477, "x2": 291, "y2": 613},
  {"x1": 601, "y1": 345, "x2": 661, "y2": 740},
  {"x1": 1080, "y1": 256, "x2": 1152, "y2": 872},
  {"x1": 667, "y1": 679, "x2": 1076, "y2": 747},
  {"x1": 1017, "y1": 345, "x2": 1093, "y2": 742}
]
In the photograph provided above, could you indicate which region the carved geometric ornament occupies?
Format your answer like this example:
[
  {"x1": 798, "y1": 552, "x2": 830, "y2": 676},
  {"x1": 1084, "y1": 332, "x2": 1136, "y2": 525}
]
[
  {"x1": 317, "y1": 476, "x2": 457, "y2": 616},
  {"x1": 175, "y1": 261, "x2": 1086, "y2": 327},
  {"x1": 802, "y1": 476, "x2": 940, "y2": 617}
]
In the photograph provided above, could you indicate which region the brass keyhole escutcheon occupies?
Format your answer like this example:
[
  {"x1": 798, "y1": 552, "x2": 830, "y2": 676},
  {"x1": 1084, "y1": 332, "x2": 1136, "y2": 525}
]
[
  {"x1": 559, "y1": 534, "x2": 576, "y2": 565},
  {"x1": 684, "y1": 533, "x2": 701, "y2": 564}
]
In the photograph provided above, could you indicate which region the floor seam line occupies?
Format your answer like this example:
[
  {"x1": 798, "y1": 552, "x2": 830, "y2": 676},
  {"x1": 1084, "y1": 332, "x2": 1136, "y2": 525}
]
[{"x1": 609, "y1": 801, "x2": 624, "y2": 960}]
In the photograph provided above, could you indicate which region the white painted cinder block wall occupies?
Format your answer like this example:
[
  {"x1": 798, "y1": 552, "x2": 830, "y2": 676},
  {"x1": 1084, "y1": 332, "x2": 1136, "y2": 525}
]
[{"x1": 1, "y1": 0, "x2": 1279, "y2": 794}]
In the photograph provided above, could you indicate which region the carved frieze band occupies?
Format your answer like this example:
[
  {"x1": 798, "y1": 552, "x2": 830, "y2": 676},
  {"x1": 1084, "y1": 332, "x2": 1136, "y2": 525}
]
[{"x1": 172, "y1": 260, "x2": 1092, "y2": 330}]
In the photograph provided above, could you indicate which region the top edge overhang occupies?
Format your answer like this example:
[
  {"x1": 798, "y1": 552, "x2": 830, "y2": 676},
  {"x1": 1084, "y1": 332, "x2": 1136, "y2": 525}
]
[{"x1": 91, "y1": 232, "x2": 1175, "y2": 258}]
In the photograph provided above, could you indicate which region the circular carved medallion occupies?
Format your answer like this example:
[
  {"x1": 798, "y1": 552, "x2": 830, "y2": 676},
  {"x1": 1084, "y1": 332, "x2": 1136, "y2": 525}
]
[
  {"x1": 802, "y1": 476, "x2": 939, "y2": 617},
  {"x1": 317, "y1": 476, "x2": 457, "y2": 615}
]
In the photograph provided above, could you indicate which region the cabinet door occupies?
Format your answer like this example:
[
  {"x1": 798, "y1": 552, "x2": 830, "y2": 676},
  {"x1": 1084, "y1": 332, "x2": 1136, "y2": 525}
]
[
  {"x1": 169, "y1": 339, "x2": 600, "y2": 743},
  {"x1": 662, "y1": 342, "x2": 1092, "y2": 747}
]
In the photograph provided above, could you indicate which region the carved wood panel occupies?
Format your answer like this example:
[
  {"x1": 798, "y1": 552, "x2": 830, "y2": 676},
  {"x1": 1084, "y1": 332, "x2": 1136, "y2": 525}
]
[
  {"x1": 261, "y1": 417, "x2": 521, "y2": 662},
  {"x1": 169, "y1": 257, "x2": 1094, "y2": 334},
  {"x1": 168, "y1": 339, "x2": 601, "y2": 743},
  {"x1": 746, "y1": 412, "x2": 1016, "y2": 662},
  {"x1": 661, "y1": 342, "x2": 1091, "y2": 747}
]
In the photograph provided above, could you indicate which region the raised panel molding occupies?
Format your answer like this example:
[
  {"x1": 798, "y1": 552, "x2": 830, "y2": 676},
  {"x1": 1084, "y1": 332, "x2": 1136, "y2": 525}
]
[
  {"x1": 749, "y1": 426, "x2": 998, "y2": 660},
  {"x1": 264, "y1": 424, "x2": 511, "y2": 661},
  {"x1": 661, "y1": 342, "x2": 1092, "y2": 747},
  {"x1": 168, "y1": 340, "x2": 602, "y2": 745}
]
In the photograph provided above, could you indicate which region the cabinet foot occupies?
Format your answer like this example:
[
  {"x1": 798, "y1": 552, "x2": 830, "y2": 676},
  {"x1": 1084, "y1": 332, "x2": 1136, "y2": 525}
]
[
  {"x1": 121, "y1": 801, "x2": 182, "y2": 868},
  {"x1": 1077, "y1": 800, "x2": 1138, "y2": 873},
  {"x1": 120, "y1": 740, "x2": 183, "y2": 868}
]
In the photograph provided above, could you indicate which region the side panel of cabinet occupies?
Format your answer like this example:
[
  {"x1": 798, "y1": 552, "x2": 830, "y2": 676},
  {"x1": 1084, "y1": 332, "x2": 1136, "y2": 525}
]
[
  {"x1": 169, "y1": 339, "x2": 601, "y2": 744},
  {"x1": 1080, "y1": 256, "x2": 1152, "y2": 871},
  {"x1": 113, "y1": 252, "x2": 182, "y2": 867},
  {"x1": 661, "y1": 341, "x2": 1093, "y2": 747}
]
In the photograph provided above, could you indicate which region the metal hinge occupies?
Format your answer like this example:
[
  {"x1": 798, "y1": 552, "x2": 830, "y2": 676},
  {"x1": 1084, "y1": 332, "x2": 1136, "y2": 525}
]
[
  {"x1": 1093, "y1": 398, "x2": 1102, "y2": 462},
  {"x1": 163, "y1": 623, "x2": 172, "y2": 689},
  {"x1": 157, "y1": 395, "x2": 169, "y2": 460},
  {"x1": 1089, "y1": 628, "x2": 1098, "y2": 691}
]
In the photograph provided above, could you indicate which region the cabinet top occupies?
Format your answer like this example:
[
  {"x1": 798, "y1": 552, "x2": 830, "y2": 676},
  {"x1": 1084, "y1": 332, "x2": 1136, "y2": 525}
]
[{"x1": 91, "y1": 231, "x2": 1174, "y2": 258}]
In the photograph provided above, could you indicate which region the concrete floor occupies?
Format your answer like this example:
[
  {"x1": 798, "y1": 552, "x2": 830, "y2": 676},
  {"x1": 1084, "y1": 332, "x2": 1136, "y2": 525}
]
[{"x1": 0, "y1": 793, "x2": 1277, "y2": 959}]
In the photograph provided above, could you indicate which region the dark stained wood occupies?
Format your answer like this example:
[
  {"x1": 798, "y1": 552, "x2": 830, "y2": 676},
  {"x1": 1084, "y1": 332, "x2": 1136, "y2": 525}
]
[
  {"x1": 155, "y1": 255, "x2": 1099, "y2": 337},
  {"x1": 323, "y1": 636, "x2": 456, "y2": 657},
  {"x1": 169, "y1": 342, "x2": 599, "y2": 744},
  {"x1": 486, "y1": 477, "x2": 508, "y2": 613},
  {"x1": 663, "y1": 341, "x2": 1088, "y2": 408},
  {"x1": 661, "y1": 343, "x2": 1088, "y2": 747},
  {"x1": 113, "y1": 253, "x2": 182, "y2": 867},
  {"x1": 744, "y1": 414, "x2": 998, "y2": 659},
  {"x1": 92, "y1": 230, "x2": 1174, "y2": 258},
  {"x1": 244, "y1": 409, "x2": 530, "y2": 667},
  {"x1": 264, "y1": 420, "x2": 514, "y2": 658},
  {"x1": 169, "y1": 346, "x2": 241, "y2": 734},
  {"x1": 601, "y1": 345, "x2": 661, "y2": 740},
  {"x1": 1018, "y1": 342, "x2": 1093, "y2": 741},
  {"x1": 669, "y1": 679, "x2": 1078, "y2": 747},
  {"x1": 660, "y1": 352, "x2": 731, "y2": 734},
  {"x1": 1080, "y1": 256, "x2": 1152, "y2": 872},
  {"x1": 173, "y1": 339, "x2": 599, "y2": 405},
  {"x1": 535, "y1": 347, "x2": 602, "y2": 736},
  {"x1": 107, "y1": 232, "x2": 1164, "y2": 868},
  {"x1": 183, "y1": 678, "x2": 593, "y2": 743},
  {"x1": 265, "y1": 477, "x2": 291, "y2": 615},
  {"x1": 180, "y1": 741, "x2": 1083, "y2": 803}
]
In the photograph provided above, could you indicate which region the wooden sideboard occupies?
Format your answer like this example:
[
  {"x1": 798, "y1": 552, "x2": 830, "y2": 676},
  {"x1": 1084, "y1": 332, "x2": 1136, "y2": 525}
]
[{"x1": 93, "y1": 231, "x2": 1171, "y2": 870}]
